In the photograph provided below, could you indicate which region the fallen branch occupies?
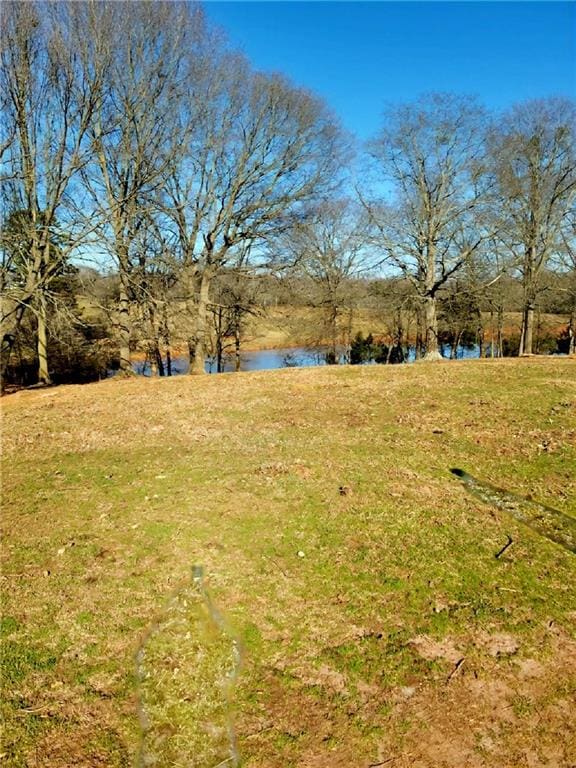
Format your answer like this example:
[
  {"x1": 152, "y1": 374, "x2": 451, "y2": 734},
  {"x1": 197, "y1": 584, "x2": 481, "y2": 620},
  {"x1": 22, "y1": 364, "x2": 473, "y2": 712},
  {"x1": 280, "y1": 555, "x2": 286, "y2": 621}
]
[
  {"x1": 446, "y1": 657, "x2": 465, "y2": 682},
  {"x1": 495, "y1": 535, "x2": 514, "y2": 560}
]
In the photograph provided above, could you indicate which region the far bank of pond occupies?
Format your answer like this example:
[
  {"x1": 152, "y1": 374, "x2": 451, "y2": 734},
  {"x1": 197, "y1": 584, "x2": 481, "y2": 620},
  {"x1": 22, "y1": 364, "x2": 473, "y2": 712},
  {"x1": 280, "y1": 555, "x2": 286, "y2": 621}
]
[{"x1": 132, "y1": 344, "x2": 482, "y2": 376}]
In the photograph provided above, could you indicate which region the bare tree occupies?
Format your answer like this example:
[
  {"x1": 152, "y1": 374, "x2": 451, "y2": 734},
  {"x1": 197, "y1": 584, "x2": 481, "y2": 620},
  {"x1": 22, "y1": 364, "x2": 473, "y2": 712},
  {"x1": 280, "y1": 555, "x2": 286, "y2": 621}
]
[
  {"x1": 160, "y1": 46, "x2": 345, "y2": 374},
  {"x1": 278, "y1": 199, "x2": 371, "y2": 362},
  {"x1": 491, "y1": 98, "x2": 576, "y2": 355},
  {"x1": 366, "y1": 94, "x2": 494, "y2": 360},
  {"x1": 78, "y1": 1, "x2": 199, "y2": 374},
  {"x1": 129, "y1": 217, "x2": 177, "y2": 376},
  {"x1": 208, "y1": 266, "x2": 261, "y2": 373},
  {"x1": 1, "y1": 1, "x2": 103, "y2": 385}
]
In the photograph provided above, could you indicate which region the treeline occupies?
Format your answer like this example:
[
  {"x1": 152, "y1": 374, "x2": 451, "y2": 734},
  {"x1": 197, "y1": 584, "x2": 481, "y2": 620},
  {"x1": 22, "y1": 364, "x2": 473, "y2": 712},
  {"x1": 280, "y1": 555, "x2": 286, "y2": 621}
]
[{"x1": 1, "y1": 1, "x2": 575, "y2": 388}]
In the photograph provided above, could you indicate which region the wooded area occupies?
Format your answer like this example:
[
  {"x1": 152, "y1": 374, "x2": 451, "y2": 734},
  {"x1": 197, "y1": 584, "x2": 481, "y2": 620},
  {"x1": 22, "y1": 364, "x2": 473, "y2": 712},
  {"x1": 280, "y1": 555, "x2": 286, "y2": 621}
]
[{"x1": 1, "y1": 1, "x2": 575, "y2": 388}]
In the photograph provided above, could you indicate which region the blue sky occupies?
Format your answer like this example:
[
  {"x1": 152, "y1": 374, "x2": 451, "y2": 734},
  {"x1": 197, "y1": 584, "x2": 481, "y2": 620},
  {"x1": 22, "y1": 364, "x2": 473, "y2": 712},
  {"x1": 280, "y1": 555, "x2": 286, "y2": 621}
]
[{"x1": 205, "y1": 2, "x2": 576, "y2": 139}]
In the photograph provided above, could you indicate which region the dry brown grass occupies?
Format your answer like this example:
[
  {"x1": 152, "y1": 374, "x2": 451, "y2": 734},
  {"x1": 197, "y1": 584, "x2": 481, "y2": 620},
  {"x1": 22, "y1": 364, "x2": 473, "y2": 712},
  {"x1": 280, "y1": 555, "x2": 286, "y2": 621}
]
[{"x1": 2, "y1": 358, "x2": 575, "y2": 767}]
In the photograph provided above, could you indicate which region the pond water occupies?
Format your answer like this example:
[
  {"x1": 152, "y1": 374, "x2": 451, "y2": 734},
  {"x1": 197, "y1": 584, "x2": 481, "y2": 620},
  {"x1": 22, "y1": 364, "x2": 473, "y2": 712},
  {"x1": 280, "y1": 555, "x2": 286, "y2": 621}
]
[{"x1": 132, "y1": 343, "x2": 481, "y2": 376}]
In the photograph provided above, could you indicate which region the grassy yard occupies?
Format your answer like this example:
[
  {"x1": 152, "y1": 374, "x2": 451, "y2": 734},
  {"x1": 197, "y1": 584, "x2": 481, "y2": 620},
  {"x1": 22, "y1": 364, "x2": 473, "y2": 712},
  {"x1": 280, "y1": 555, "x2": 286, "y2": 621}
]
[{"x1": 1, "y1": 358, "x2": 575, "y2": 767}]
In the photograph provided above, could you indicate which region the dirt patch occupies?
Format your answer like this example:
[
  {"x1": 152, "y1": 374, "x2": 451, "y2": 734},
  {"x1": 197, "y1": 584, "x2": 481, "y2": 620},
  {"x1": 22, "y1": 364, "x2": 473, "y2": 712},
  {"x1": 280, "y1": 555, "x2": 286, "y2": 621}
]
[
  {"x1": 408, "y1": 635, "x2": 464, "y2": 664},
  {"x1": 477, "y1": 632, "x2": 520, "y2": 658},
  {"x1": 390, "y1": 632, "x2": 576, "y2": 768}
]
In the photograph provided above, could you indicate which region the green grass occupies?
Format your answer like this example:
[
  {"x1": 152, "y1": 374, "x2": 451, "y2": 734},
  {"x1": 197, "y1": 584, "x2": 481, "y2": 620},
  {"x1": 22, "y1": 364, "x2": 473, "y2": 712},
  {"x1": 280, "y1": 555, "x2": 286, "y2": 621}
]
[{"x1": 1, "y1": 358, "x2": 575, "y2": 767}]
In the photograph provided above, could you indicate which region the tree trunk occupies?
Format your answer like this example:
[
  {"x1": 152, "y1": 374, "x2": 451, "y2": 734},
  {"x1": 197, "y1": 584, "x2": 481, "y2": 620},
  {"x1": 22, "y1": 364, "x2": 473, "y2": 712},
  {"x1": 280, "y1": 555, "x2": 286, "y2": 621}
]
[
  {"x1": 154, "y1": 346, "x2": 164, "y2": 376},
  {"x1": 488, "y1": 310, "x2": 495, "y2": 358},
  {"x1": 0, "y1": 337, "x2": 12, "y2": 390},
  {"x1": 189, "y1": 271, "x2": 211, "y2": 375},
  {"x1": 423, "y1": 294, "x2": 442, "y2": 361},
  {"x1": 385, "y1": 342, "x2": 391, "y2": 364},
  {"x1": 568, "y1": 304, "x2": 576, "y2": 355},
  {"x1": 521, "y1": 302, "x2": 535, "y2": 356},
  {"x1": 535, "y1": 307, "x2": 542, "y2": 354},
  {"x1": 161, "y1": 304, "x2": 171, "y2": 376},
  {"x1": 216, "y1": 308, "x2": 224, "y2": 373},
  {"x1": 37, "y1": 291, "x2": 51, "y2": 385},
  {"x1": 344, "y1": 307, "x2": 353, "y2": 364},
  {"x1": 329, "y1": 303, "x2": 338, "y2": 364},
  {"x1": 182, "y1": 263, "x2": 199, "y2": 374},
  {"x1": 520, "y1": 248, "x2": 536, "y2": 356},
  {"x1": 117, "y1": 270, "x2": 132, "y2": 374},
  {"x1": 450, "y1": 331, "x2": 462, "y2": 360},
  {"x1": 414, "y1": 309, "x2": 423, "y2": 360},
  {"x1": 496, "y1": 304, "x2": 504, "y2": 358},
  {"x1": 235, "y1": 326, "x2": 241, "y2": 372}
]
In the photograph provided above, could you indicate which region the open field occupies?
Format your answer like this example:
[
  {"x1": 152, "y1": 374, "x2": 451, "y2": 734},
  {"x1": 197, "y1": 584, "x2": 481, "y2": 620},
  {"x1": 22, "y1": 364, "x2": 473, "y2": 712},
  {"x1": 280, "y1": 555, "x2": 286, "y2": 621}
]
[
  {"x1": 240, "y1": 309, "x2": 569, "y2": 351},
  {"x1": 76, "y1": 295, "x2": 569, "y2": 353},
  {"x1": 1, "y1": 358, "x2": 576, "y2": 767}
]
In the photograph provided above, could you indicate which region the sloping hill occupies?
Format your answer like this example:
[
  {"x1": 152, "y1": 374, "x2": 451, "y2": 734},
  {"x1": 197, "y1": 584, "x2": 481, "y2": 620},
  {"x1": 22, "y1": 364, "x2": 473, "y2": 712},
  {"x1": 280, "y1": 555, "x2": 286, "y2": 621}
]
[{"x1": 2, "y1": 358, "x2": 575, "y2": 767}]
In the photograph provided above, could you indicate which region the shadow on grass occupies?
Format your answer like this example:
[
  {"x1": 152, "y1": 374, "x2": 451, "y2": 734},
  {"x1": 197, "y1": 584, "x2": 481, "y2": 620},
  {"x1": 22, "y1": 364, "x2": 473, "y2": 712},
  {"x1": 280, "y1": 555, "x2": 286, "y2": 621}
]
[{"x1": 451, "y1": 468, "x2": 576, "y2": 554}]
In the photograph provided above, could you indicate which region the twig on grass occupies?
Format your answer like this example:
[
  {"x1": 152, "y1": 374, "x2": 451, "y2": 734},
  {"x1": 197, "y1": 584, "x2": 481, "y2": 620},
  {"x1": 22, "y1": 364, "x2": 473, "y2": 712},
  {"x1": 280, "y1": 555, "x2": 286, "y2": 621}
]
[
  {"x1": 261, "y1": 554, "x2": 289, "y2": 578},
  {"x1": 446, "y1": 657, "x2": 465, "y2": 683},
  {"x1": 495, "y1": 535, "x2": 514, "y2": 559},
  {"x1": 16, "y1": 703, "x2": 53, "y2": 715}
]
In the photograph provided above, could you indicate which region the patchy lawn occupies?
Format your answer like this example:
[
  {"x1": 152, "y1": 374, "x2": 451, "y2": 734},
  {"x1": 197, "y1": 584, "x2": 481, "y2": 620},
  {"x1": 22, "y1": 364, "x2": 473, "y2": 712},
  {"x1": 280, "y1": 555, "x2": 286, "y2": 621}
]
[{"x1": 1, "y1": 358, "x2": 575, "y2": 767}]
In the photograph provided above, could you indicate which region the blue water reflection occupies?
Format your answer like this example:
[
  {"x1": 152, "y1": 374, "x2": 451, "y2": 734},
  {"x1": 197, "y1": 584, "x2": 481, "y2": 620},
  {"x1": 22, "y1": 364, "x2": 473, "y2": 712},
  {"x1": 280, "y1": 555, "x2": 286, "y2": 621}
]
[{"x1": 132, "y1": 343, "x2": 480, "y2": 376}]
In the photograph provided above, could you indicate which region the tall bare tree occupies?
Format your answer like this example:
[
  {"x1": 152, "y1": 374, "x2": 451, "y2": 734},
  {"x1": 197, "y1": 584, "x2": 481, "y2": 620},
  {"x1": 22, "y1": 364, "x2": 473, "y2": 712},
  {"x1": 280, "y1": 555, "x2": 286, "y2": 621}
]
[
  {"x1": 366, "y1": 94, "x2": 493, "y2": 360},
  {"x1": 1, "y1": 1, "x2": 103, "y2": 384},
  {"x1": 160, "y1": 47, "x2": 344, "y2": 374},
  {"x1": 79, "y1": 1, "x2": 199, "y2": 373},
  {"x1": 491, "y1": 98, "x2": 576, "y2": 355}
]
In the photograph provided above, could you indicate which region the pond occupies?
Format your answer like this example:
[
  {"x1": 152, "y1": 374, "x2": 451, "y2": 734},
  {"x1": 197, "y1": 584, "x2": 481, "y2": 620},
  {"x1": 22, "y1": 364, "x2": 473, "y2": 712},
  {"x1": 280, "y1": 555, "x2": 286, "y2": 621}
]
[{"x1": 132, "y1": 343, "x2": 481, "y2": 376}]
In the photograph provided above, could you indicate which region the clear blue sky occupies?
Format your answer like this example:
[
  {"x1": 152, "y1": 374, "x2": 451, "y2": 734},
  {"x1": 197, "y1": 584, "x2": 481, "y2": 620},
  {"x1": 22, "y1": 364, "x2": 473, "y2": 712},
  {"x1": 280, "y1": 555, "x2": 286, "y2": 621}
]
[{"x1": 204, "y1": 2, "x2": 576, "y2": 139}]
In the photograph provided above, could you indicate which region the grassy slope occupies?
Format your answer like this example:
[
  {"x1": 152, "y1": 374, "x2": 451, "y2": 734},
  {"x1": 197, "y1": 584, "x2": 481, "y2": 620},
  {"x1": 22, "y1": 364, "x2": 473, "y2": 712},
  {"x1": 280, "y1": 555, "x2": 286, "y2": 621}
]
[{"x1": 1, "y1": 359, "x2": 575, "y2": 767}]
